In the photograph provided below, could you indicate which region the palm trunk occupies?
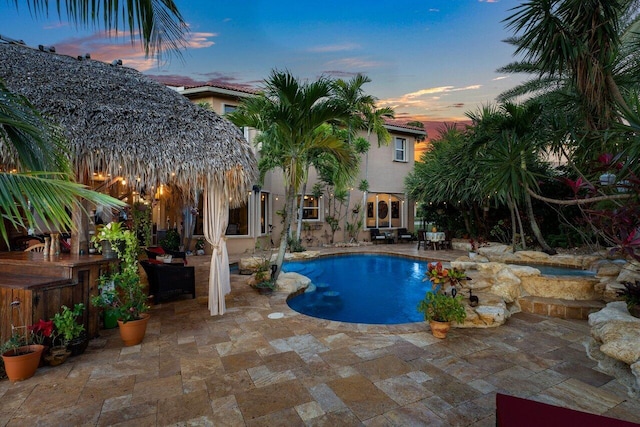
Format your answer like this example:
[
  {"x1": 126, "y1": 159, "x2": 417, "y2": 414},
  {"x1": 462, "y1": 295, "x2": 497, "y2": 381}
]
[
  {"x1": 524, "y1": 185, "x2": 557, "y2": 254},
  {"x1": 295, "y1": 178, "x2": 308, "y2": 241},
  {"x1": 273, "y1": 185, "x2": 297, "y2": 280},
  {"x1": 506, "y1": 193, "x2": 519, "y2": 252}
]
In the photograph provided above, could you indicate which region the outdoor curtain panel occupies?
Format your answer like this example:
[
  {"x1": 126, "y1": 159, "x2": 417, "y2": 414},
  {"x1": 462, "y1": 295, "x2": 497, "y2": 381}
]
[{"x1": 204, "y1": 180, "x2": 231, "y2": 316}]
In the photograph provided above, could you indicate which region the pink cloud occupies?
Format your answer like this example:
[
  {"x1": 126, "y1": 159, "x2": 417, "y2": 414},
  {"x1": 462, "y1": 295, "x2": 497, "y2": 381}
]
[{"x1": 51, "y1": 30, "x2": 216, "y2": 71}]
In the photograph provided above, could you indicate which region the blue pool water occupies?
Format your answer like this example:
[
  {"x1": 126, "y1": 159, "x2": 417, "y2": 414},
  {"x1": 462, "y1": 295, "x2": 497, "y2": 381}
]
[
  {"x1": 514, "y1": 264, "x2": 596, "y2": 277},
  {"x1": 284, "y1": 254, "x2": 433, "y2": 324}
]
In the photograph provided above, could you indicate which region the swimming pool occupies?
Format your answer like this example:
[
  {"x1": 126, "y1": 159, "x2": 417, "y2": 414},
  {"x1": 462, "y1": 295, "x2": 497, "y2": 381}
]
[{"x1": 284, "y1": 254, "x2": 433, "y2": 324}]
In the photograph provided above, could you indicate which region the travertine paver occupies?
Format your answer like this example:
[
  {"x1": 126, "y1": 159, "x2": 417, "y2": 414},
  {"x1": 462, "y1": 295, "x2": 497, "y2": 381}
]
[{"x1": 0, "y1": 245, "x2": 638, "y2": 426}]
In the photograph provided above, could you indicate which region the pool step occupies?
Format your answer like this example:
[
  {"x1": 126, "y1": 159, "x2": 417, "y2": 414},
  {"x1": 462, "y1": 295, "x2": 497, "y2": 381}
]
[{"x1": 518, "y1": 296, "x2": 604, "y2": 320}]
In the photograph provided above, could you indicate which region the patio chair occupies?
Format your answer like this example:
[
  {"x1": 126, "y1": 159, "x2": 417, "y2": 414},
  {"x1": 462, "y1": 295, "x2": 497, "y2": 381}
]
[
  {"x1": 439, "y1": 230, "x2": 452, "y2": 250},
  {"x1": 140, "y1": 260, "x2": 196, "y2": 303},
  {"x1": 416, "y1": 230, "x2": 429, "y2": 250},
  {"x1": 369, "y1": 228, "x2": 388, "y2": 244},
  {"x1": 397, "y1": 228, "x2": 413, "y2": 243},
  {"x1": 24, "y1": 243, "x2": 45, "y2": 252}
]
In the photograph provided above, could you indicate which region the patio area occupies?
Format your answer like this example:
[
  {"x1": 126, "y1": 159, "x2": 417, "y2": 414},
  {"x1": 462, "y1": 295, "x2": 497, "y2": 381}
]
[{"x1": 1, "y1": 244, "x2": 639, "y2": 426}]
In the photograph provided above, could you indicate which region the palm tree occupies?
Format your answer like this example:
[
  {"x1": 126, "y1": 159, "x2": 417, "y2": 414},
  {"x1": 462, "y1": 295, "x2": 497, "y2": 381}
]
[
  {"x1": 404, "y1": 123, "x2": 482, "y2": 236},
  {"x1": 501, "y1": 0, "x2": 640, "y2": 135},
  {"x1": 0, "y1": 0, "x2": 187, "y2": 246},
  {"x1": 0, "y1": 79, "x2": 125, "y2": 245},
  {"x1": 467, "y1": 101, "x2": 556, "y2": 254},
  {"x1": 332, "y1": 74, "x2": 392, "y2": 241},
  {"x1": 7, "y1": 0, "x2": 188, "y2": 59},
  {"x1": 227, "y1": 70, "x2": 357, "y2": 278}
]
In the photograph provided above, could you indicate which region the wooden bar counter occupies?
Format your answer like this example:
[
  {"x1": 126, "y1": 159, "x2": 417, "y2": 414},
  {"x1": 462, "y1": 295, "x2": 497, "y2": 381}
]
[{"x1": 0, "y1": 252, "x2": 116, "y2": 342}]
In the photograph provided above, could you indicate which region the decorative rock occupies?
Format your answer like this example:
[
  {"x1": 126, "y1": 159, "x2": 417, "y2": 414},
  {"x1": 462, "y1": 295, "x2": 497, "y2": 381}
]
[
  {"x1": 275, "y1": 272, "x2": 311, "y2": 294},
  {"x1": 616, "y1": 263, "x2": 640, "y2": 285},
  {"x1": 596, "y1": 261, "x2": 622, "y2": 277},
  {"x1": 490, "y1": 269, "x2": 521, "y2": 303},
  {"x1": 588, "y1": 302, "x2": 640, "y2": 396}
]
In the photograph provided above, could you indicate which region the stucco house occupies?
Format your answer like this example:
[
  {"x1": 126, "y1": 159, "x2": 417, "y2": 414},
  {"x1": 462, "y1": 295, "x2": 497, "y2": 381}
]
[{"x1": 171, "y1": 84, "x2": 426, "y2": 255}]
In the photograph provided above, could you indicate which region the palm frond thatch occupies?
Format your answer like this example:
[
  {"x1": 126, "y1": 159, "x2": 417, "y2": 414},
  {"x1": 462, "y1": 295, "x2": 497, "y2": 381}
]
[{"x1": 0, "y1": 42, "x2": 257, "y2": 207}]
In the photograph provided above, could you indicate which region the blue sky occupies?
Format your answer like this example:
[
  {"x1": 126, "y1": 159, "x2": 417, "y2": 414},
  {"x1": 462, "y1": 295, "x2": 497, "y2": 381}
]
[{"x1": 0, "y1": 0, "x2": 525, "y2": 122}]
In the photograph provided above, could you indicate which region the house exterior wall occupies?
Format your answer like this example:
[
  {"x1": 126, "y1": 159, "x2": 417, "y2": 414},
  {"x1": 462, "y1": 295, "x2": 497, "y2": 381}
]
[{"x1": 177, "y1": 85, "x2": 422, "y2": 256}]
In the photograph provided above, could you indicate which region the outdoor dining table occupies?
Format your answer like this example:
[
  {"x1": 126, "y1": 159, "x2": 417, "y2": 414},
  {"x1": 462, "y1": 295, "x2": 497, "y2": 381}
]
[{"x1": 425, "y1": 232, "x2": 445, "y2": 250}]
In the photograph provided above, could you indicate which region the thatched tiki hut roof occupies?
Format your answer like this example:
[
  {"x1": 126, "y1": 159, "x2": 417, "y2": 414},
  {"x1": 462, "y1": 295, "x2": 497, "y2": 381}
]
[
  {"x1": 0, "y1": 41, "x2": 257, "y2": 316},
  {"x1": 0, "y1": 42, "x2": 256, "y2": 205}
]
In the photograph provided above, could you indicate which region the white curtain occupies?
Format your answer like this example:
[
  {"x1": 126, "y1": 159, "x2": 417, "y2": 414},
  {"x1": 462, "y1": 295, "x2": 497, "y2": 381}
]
[{"x1": 203, "y1": 180, "x2": 230, "y2": 316}]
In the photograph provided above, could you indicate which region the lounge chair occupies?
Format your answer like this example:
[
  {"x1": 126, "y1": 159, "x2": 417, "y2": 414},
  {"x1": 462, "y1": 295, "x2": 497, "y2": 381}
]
[
  {"x1": 369, "y1": 228, "x2": 388, "y2": 244},
  {"x1": 397, "y1": 228, "x2": 413, "y2": 243},
  {"x1": 140, "y1": 260, "x2": 195, "y2": 303}
]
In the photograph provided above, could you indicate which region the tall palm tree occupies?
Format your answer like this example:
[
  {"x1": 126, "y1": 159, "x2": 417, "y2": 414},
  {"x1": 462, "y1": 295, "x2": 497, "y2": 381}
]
[
  {"x1": 501, "y1": 0, "x2": 640, "y2": 135},
  {"x1": 467, "y1": 101, "x2": 556, "y2": 253},
  {"x1": 1, "y1": 0, "x2": 187, "y2": 246},
  {"x1": 228, "y1": 70, "x2": 356, "y2": 278},
  {"x1": 332, "y1": 74, "x2": 391, "y2": 241},
  {"x1": 8, "y1": 0, "x2": 188, "y2": 59}
]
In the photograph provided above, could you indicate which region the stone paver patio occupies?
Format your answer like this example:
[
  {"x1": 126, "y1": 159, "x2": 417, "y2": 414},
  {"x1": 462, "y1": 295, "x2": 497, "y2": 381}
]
[{"x1": 1, "y1": 244, "x2": 639, "y2": 426}]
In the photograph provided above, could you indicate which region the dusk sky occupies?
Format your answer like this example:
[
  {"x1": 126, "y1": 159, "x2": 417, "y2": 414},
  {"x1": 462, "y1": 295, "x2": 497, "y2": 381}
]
[{"x1": 0, "y1": 0, "x2": 525, "y2": 124}]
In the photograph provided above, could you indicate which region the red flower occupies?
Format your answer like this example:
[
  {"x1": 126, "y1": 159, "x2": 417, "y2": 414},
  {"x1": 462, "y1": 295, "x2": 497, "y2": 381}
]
[{"x1": 29, "y1": 319, "x2": 54, "y2": 338}]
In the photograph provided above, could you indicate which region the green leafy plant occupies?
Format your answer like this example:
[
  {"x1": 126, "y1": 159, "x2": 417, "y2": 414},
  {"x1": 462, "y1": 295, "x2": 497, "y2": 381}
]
[
  {"x1": 417, "y1": 291, "x2": 467, "y2": 323},
  {"x1": 132, "y1": 203, "x2": 152, "y2": 248},
  {"x1": 618, "y1": 280, "x2": 640, "y2": 311},
  {"x1": 95, "y1": 270, "x2": 150, "y2": 323},
  {"x1": 287, "y1": 237, "x2": 306, "y2": 253},
  {"x1": 160, "y1": 228, "x2": 181, "y2": 251},
  {"x1": 51, "y1": 304, "x2": 85, "y2": 345},
  {"x1": 195, "y1": 237, "x2": 206, "y2": 251},
  {"x1": 91, "y1": 221, "x2": 139, "y2": 268}
]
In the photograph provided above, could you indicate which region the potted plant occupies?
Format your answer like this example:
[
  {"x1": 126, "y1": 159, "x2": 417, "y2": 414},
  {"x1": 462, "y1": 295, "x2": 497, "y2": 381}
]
[
  {"x1": 417, "y1": 290, "x2": 467, "y2": 339},
  {"x1": 93, "y1": 226, "x2": 150, "y2": 346},
  {"x1": 27, "y1": 319, "x2": 54, "y2": 366},
  {"x1": 52, "y1": 303, "x2": 87, "y2": 356},
  {"x1": 92, "y1": 221, "x2": 130, "y2": 259},
  {"x1": 195, "y1": 237, "x2": 206, "y2": 255},
  {"x1": 1, "y1": 332, "x2": 45, "y2": 382}
]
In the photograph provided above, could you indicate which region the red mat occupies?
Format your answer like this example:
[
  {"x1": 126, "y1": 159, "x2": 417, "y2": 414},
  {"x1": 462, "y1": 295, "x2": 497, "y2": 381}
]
[{"x1": 496, "y1": 393, "x2": 639, "y2": 427}]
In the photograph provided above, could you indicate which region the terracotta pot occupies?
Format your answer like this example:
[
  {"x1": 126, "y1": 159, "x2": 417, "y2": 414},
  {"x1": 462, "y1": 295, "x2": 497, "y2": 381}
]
[
  {"x1": 117, "y1": 313, "x2": 150, "y2": 346},
  {"x1": 2, "y1": 344, "x2": 44, "y2": 382},
  {"x1": 429, "y1": 320, "x2": 451, "y2": 339}
]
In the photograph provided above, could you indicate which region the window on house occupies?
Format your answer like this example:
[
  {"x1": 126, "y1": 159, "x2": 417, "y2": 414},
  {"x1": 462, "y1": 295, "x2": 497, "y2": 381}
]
[
  {"x1": 297, "y1": 195, "x2": 320, "y2": 220},
  {"x1": 227, "y1": 201, "x2": 249, "y2": 235},
  {"x1": 260, "y1": 192, "x2": 270, "y2": 234},
  {"x1": 394, "y1": 137, "x2": 407, "y2": 162},
  {"x1": 366, "y1": 193, "x2": 403, "y2": 229},
  {"x1": 223, "y1": 104, "x2": 237, "y2": 114}
]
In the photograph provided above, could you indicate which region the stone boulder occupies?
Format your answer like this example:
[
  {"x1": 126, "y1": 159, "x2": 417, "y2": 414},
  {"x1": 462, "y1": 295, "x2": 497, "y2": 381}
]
[
  {"x1": 457, "y1": 291, "x2": 511, "y2": 328},
  {"x1": 275, "y1": 272, "x2": 311, "y2": 294},
  {"x1": 588, "y1": 302, "x2": 640, "y2": 396}
]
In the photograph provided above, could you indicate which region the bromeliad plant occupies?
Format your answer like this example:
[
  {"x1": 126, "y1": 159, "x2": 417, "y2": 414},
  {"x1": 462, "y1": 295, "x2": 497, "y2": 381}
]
[{"x1": 425, "y1": 262, "x2": 469, "y2": 288}]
